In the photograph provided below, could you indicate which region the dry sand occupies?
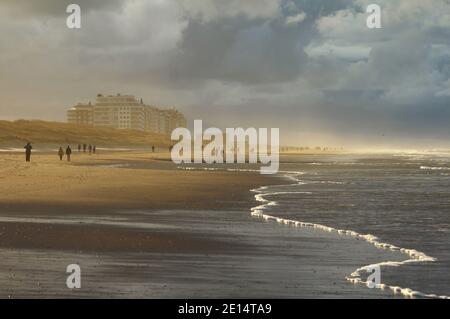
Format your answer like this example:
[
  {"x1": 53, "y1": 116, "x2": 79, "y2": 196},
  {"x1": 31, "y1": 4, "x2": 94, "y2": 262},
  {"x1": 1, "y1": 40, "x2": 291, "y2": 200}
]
[{"x1": 0, "y1": 150, "x2": 277, "y2": 212}]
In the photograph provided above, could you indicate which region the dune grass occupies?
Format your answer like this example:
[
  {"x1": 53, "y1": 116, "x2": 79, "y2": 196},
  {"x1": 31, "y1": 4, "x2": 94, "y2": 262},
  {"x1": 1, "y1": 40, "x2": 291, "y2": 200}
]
[{"x1": 0, "y1": 120, "x2": 171, "y2": 148}]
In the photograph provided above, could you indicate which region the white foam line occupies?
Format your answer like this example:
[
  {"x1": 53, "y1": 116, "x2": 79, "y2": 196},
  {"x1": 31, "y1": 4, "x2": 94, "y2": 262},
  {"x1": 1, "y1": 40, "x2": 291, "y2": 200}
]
[
  {"x1": 177, "y1": 166, "x2": 305, "y2": 175},
  {"x1": 249, "y1": 174, "x2": 450, "y2": 300},
  {"x1": 177, "y1": 166, "x2": 220, "y2": 171},
  {"x1": 420, "y1": 166, "x2": 450, "y2": 171}
]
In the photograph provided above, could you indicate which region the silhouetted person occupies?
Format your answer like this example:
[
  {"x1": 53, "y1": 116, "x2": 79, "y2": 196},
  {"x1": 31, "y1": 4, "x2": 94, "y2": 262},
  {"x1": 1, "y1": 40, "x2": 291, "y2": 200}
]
[
  {"x1": 58, "y1": 147, "x2": 64, "y2": 161},
  {"x1": 88, "y1": 144, "x2": 92, "y2": 155},
  {"x1": 93, "y1": 145, "x2": 96, "y2": 154},
  {"x1": 24, "y1": 142, "x2": 32, "y2": 162},
  {"x1": 83, "y1": 144, "x2": 87, "y2": 152},
  {"x1": 78, "y1": 144, "x2": 81, "y2": 152},
  {"x1": 152, "y1": 145, "x2": 155, "y2": 153},
  {"x1": 66, "y1": 145, "x2": 72, "y2": 162}
]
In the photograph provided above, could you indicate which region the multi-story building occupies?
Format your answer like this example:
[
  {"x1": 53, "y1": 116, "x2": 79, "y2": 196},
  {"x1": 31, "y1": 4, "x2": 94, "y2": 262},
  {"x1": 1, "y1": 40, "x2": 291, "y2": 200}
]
[
  {"x1": 144, "y1": 105, "x2": 162, "y2": 133},
  {"x1": 160, "y1": 108, "x2": 187, "y2": 134},
  {"x1": 67, "y1": 94, "x2": 186, "y2": 135},
  {"x1": 67, "y1": 103, "x2": 94, "y2": 126}
]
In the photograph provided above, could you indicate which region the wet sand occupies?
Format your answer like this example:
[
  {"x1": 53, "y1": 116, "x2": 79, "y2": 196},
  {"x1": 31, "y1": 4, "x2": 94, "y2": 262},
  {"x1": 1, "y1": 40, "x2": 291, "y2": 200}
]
[{"x1": 0, "y1": 210, "x2": 405, "y2": 298}]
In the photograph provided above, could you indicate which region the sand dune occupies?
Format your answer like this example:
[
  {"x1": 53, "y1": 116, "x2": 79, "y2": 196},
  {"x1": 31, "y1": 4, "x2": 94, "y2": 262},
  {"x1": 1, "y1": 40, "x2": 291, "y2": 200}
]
[{"x1": 0, "y1": 120, "x2": 171, "y2": 148}]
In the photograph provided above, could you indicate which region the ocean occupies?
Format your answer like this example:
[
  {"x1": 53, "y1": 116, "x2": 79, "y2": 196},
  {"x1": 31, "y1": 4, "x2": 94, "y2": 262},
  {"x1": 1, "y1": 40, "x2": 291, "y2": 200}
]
[{"x1": 251, "y1": 153, "x2": 450, "y2": 298}]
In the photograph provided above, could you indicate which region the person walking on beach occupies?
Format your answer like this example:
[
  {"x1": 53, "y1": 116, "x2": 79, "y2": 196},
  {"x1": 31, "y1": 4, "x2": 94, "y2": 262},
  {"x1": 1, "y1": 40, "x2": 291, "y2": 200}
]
[
  {"x1": 83, "y1": 144, "x2": 87, "y2": 152},
  {"x1": 24, "y1": 142, "x2": 32, "y2": 162},
  {"x1": 152, "y1": 145, "x2": 155, "y2": 153},
  {"x1": 58, "y1": 147, "x2": 64, "y2": 161},
  {"x1": 93, "y1": 145, "x2": 96, "y2": 154},
  {"x1": 88, "y1": 144, "x2": 92, "y2": 155},
  {"x1": 66, "y1": 145, "x2": 72, "y2": 162}
]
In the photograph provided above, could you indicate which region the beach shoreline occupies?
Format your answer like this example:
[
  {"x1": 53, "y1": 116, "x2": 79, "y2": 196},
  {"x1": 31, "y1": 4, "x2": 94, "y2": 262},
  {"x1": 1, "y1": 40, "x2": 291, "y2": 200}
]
[{"x1": 1, "y1": 150, "x2": 444, "y2": 299}]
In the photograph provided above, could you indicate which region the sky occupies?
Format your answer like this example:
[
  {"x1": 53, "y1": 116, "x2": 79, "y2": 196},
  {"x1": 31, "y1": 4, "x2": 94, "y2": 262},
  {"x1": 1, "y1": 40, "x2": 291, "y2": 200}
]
[{"x1": 0, "y1": 0, "x2": 449, "y2": 149}]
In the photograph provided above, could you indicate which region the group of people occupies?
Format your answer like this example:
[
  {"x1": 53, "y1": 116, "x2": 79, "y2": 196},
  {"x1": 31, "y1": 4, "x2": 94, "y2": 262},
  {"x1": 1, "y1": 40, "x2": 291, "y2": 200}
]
[
  {"x1": 23, "y1": 142, "x2": 98, "y2": 162},
  {"x1": 77, "y1": 144, "x2": 96, "y2": 154}
]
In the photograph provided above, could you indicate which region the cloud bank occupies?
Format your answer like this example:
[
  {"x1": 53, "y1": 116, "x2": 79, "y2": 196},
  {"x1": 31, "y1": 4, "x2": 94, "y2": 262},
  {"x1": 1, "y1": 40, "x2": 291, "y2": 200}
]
[{"x1": 0, "y1": 0, "x2": 449, "y2": 148}]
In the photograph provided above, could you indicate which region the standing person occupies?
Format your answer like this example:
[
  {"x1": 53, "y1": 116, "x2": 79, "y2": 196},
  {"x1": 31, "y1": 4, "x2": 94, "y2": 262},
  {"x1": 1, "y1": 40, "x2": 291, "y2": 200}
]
[
  {"x1": 88, "y1": 144, "x2": 92, "y2": 155},
  {"x1": 93, "y1": 145, "x2": 96, "y2": 154},
  {"x1": 152, "y1": 145, "x2": 155, "y2": 153},
  {"x1": 78, "y1": 144, "x2": 81, "y2": 152},
  {"x1": 66, "y1": 145, "x2": 72, "y2": 162},
  {"x1": 83, "y1": 144, "x2": 87, "y2": 152},
  {"x1": 58, "y1": 147, "x2": 64, "y2": 161},
  {"x1": 24, "y1": 142, "x2": 32, "y2": 162}
]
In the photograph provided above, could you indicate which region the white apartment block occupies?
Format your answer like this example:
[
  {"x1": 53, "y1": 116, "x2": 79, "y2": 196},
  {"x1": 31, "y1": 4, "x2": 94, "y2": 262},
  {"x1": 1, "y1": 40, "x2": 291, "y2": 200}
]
[{"x1": 67, "y1": 94, "x2": 186, "y2": 135}]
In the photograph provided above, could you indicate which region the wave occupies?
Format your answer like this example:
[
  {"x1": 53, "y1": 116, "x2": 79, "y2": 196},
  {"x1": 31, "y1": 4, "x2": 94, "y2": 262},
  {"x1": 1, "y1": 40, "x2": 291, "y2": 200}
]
[
  {"x1": 308, "y1": 180, "x2": 346, "y2": 185},
  {"x1": 250, "y1": 172, "x2": 450, "y2": 299},
  {"x1": 420, "y1": 166, "x2": 450, "y2": 170},
  {"x1": 308, "y1": 162, "x2": 357, "y2": 166},
  {"x1": 177, "y1": 166, "x2": 221, "y2": 171},
  {"x1": 177, "y1": 166, "x2": 304, "y2": 175}
]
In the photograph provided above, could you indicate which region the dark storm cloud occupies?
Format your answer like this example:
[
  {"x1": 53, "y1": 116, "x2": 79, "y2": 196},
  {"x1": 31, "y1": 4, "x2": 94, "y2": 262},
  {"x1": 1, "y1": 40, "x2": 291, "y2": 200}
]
[
  {"x1": 169, "y1": 16, "x2": 308, "y2": 84},
  {"x1": 167, "y1": 0, "x2": 356, "y2": 85}
]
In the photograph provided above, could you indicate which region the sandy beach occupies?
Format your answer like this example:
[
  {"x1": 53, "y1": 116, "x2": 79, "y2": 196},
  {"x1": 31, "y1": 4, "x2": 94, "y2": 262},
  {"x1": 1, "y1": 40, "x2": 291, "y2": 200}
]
[
  {"x1": 0, "y1": 149, "x2": 278, "y2": 257},
  {"x1": 0, "y1": 150, "x2": 276, "y2": 212},
  {"x1": 0, "y1": 150, "x2": 273, "y2": 297}
]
